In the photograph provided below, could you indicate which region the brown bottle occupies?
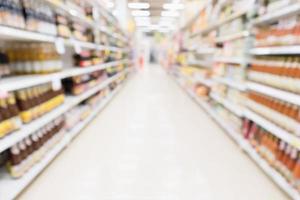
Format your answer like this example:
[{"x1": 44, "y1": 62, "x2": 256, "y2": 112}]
[
  {"x1": 25, "y1": 137, "x2": 34, "y2": 156},
  {"x1": 9, "y1": 144, "x2": 21, "y2": 166},
  {"x1": 0, "y1": 98, "x2": 11, "y2": 120},
  {"x1": 7, "y1": 93, "x2": 19, "y2": 117},
  {"x1": 16, "y1": 90, "x2": 29, "y2": 111},
  {"x1": 30, "y1": 133, "x2": 40, "y2": 151}
]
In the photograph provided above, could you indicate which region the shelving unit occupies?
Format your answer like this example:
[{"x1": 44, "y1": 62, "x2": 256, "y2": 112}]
[
  {"x1": 170, "y1": 0, "x2": 300, "y2": 198},
  {"x1": 0, "y1": 83, "x2": 126, "y2": 200},
  {"x1": 0, "y1": 69, "x2": 129, "y2": 154},
  {"x1": 0, "y1": 1, "x2": 132, "y2": 198},
  {"x1": 171, "y1": 73, "x2": 300, "y2": 200}
]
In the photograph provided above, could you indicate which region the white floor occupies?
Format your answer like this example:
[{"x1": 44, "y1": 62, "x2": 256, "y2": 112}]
[{"x1": 19, "y1": 65, "x2": 288, "y2": 200}]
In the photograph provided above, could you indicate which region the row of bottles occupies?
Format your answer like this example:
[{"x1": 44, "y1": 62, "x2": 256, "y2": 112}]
[
  {"x1": 7, "y1": 116, "x2": 65, "y2": 178},
  {"x1": 255, "y1": 16, "x2": 300, "y2": 47},
  {"x1": 0, "y1": 93, "x2": 22, "y2": 138},
  {"x1": 247, "y1": 91, "x2": 300, "y2": 135},
  {"x1": 15, "y1": 83, "x2": 65, "y2": 124},
  {"x1": 62, "y1": 70, "x2": 106, "y2": 95},
  {"x1": 6, "y1": 43, "x2": 62, "y2": 74},
  {"x1": 249, "y1": 56, "x2": 300, "y2": 94},
  {"x1": 243, "y1": 119, "x2": 300, "y2": 192}
]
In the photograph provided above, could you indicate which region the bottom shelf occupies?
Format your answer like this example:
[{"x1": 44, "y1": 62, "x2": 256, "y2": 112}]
[
  {"x1": 0, "y1": 84, "x2": 125, "y2": 200},
  {"x1": 171, "y1": 73, "x2": 300, "y2": 200}
]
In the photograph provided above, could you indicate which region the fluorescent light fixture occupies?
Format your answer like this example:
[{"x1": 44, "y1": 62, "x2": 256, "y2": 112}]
[
  {"x1": 163, "y1": 3, "x2": 184, "y2": 10},
  {"x1": 128, "y1": 2, "x2": 150, "y2": 9},
  {"x1": 135, "y1": 21, "x2": 151, "y2": 26},
  {"x1": 161, "y1": 11, "x2": 179, "y2": 17},
  {"x1": 131, "y1": 10, "x2": 150, "y2": 17},
  {"x1": 134, "y1": 17, "x2": 151, "y2": 22},
  {"x1": 158, "y1": 29, "x2": 171, "y2": 33},
  {"x1": 160, "y1": 17, "x2": 176, "y2": 22},
  {"x1": 106, "y1": 1, "x2": 114, "y2": 8}
]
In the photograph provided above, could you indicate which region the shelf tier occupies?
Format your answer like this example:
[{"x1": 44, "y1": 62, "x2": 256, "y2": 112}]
[
  {"x1": 244, "y1": 109, "x2": 300, "y2": 150},
  {"x1": 193, "y1": 76, "x2": 213, "y2": 87},
  {"x1": 45, "y1": 0, "x2": 127, "y2": 42},
  {"x1": 215, "y1": 31, "x2": 250, "y2": 43},
  {"x1": 190, "y1": 10, "x2": 247, "y2": 37},
  {"x1": 0, "y1": 59, "x2": 128, "y2": 92},
  {"x1": 0, "y1": 25, "x2": 127, "y2": 52},
  {"x1": 250, "y1": 46, "x2": 300, "y2": 55},
  {"x1": 214, "y1": 77, "x2": 246, "y2": 91},
  {"x1": 210, "y1": 93, "x2": 244, "y2": 117},
  {"x1": 213, "y1": 56, "x2": 245, "y2": 65},
  {"x1": 246, "y1": 82, "x2": 300, "y2": 106},
  {"x1": 253, "y1": 3, "x2": 300, "y2": 25},
  {"x1": 0, "y1": 69, "x2": 129, "y2": 154},
  {"x1": 0, "y1": 84, "x2": 125, "y2": 200},
  {"x1": 188, "y1": 60, "x2": 211, "y2": 68},
  {"x1": 171, "y1": 73, "x2": 300, "y2": 200}
]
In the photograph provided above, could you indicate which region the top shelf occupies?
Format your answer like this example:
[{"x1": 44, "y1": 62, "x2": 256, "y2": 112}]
[
  {"x1": 0, "y1": 25, "x2": 128, "y2": 52},
  {"x1": 252, "y1": 3, "x2": 300, "y2": 25},
  {"x1": 190, "y1": 10, "x2": 247, "y2": 38},
  {"x1": 0, "y1": 59, "x2": 128, "y2": 92}
]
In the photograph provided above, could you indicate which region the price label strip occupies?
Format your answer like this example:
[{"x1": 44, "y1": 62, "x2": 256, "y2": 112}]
[{"x1": 55, "y1": 38, "x2": 66, "y2": 55}]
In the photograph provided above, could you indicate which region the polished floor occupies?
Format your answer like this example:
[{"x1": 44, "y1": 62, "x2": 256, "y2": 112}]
[{"x1": 19, "y1": 65, "x2": 288, "y2": 200}]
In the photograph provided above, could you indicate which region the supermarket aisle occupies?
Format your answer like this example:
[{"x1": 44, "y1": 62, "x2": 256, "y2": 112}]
[{"x1": 19, "y1": 65, "x2": 287, "y2": 200}]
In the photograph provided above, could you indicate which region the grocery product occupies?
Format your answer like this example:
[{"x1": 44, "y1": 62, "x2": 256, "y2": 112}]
[
  {"x1": 15, "y1": 83, "x2": 65, "y2": 123},
  {"x1": 0, "y1": 93, "x2": 22, "y2": 138},
  {"x1": 6, "y1": 43, "x2": 63, "y2": 74},
  {"x1": 6, "y1": 116, "x2": 65, "y2": 178}
]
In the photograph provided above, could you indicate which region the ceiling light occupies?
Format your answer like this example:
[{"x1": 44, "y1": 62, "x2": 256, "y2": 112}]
[
  {"x1": 128, "y1": 2, "x2": 150, "y2": 9},
  {"x1": 135, "y1": 21, "x2": 151, "y2": 26},
  {"x1": 161, "y1": 11, "x2": 179, "y2": 17},
  {"x1": 159, "y1": 21, "x2": 173, "y2": 26},
  {"x1": 163, "y1": 3, "x2": 184, "y2": 10},
  {"x1": 106, "y1": 1, "x2": 114, "y2": 8},
  {"x1": 158, "y1": 29, "x2": 171, "y2": 33},
  {"x1": 131, "y1": 10, "x2": 150, "y2": 17},
  {"x1": 134, "y1": 17, "x2": 151, "y2": 22}
]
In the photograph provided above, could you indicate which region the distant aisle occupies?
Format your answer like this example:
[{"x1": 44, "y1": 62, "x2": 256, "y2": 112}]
[{"x1": 19, "y1": 65, "x2": 288, "y2": 200}]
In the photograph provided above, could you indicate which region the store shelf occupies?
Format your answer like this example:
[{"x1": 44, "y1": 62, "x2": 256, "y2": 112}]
[
  {"x1": 171, "y1": 74, "x2": 300, "y2": 200},
  {"x1": 0, "y1": 134, "x2": 69, "y2": 200},
  {"x1": 0, "y1": 59, "x2": 128, "y2": 92},
  {"x1": 244, "y1": 109, "x2": 300, "y2": 150},
  {"x1": 0, "y1": 70, "x2": 128, "y2": 153},
  {"x1": 68, "y1": 85, "x2": 123, "y2": 141},
  {"x1": 215, "y1": 31, "x2": 250, "y2": 43},
  {"x1": 0, "y1": 25, "x2": 56, "y2": 42},
  {"x1": 0, "y1": 84, "x2": 124, "y2": 200},
  {"x1": 250, "y1": 45, "x2": 300, "y2": 55},
  {"x1": 214, "y1": 56, "x2": 245, "y2": 65},
  {"x1": 252, "y1": 3, "x2": 300, "y2": 25},
  {"x1": 196, "y1": 48, "x2": 215, "y2": 55},
  {"x1": 190, "y1": 10, "x2": 247, "y2": 37},
  {"x1": 0, "y1": 25, "x2": 128, "y2": 52},
  {"x1": 193, "y1": 76, "x2": 214, "y2": 87},
  {"x1": 210, "y1": 93, "x2": 244, "y2": 117},
  {"x1": 188, "y1": 60, "x2": 211, "y2": 68},
  {"x1": 214, "y1": 77, "x2": 246, "y2": 91},
  {"x1": 247, "y1": 82, "x2": 300, "y2": 106},
  {"x1": 45, "y1": 0, "x2": 94, "y2": 27}
]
